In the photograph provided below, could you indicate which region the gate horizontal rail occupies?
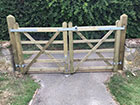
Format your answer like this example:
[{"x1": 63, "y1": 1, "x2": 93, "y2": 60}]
[
  {"x1": 28, "y1": 66, "x2": 113, "y2": 74},
  {"x1": 22, "y1": 48, "x2": 114, "y2": 54},
  {"x1": 28, "y1": 67, "x2": 65, "y2": 74},
  {"x1": 21, "y1": 39, "x2": 115, "y2": 44},
  {"x1": 10, "y1": 26, "x2": 125, "y2": 32},
  {"x1": 24, "y1": 57, "x2": 113, "y2": 64},
  {"x1": 24, "y1": 59, "x2": 64, "y2": 63}
]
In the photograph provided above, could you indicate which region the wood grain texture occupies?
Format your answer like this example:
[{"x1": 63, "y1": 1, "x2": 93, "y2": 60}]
[
  {"x1": 22, "y1": 49, "x2": 114, "y2": 54},
  {"x1": 21, "y1": 39, "x2": 115, "y2": 44},
  {"x1": 118, "y1": 14, "x2": 128, "y2": 70},
  {"x1": 68, "y1": 22, "x2": 74, "y2": 73},
  {"x1": 14, "y1": 23, "x2": 24, "y2": 73},
  {"x1": 114, "y1": 20, "x2": 121, "y2": 71},
  {"x1": 62, "y1": 22, "x2": 69, "y2": 73},
  {"x1": 7, "y1": 15, "x2": 18, "y2": 71}
]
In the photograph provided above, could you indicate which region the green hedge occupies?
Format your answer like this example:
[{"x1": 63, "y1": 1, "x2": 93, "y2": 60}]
[{"x1": 0, "y1": 0, "x2": 140, "y2": 40}]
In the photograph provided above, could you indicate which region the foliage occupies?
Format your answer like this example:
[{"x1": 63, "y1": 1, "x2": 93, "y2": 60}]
[
  {"x1": 108, "y1": 71, "x2": 140, "y2": 105},
  {"x1": 0, "y1": 0, "x2": 140, "y2": 40}
]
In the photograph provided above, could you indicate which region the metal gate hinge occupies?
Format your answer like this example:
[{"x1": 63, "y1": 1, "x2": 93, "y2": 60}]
[
  {"x1": 112, "y1": 61, "x2": 122, "y2": 65},
  {"x1": 15, "y1": 64, "x2": 26, "y2": 68}
]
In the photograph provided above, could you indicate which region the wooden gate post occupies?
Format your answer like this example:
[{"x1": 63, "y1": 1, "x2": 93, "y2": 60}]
[
  {"x1": 68, "y1": 22, "x2": 74, "y2": 73},
  {"x1": 118, "y1": 14, "x2": 128, "y2": 70},
  {"x1": 62, "y1": 22, "x2": 68, "y2": 73},
  {"x1": 14, "y1": 23, "x2": 25, "y2": 73},
  {"x1": 7, "y1": 15, "x2": 18, "y2": 71}
]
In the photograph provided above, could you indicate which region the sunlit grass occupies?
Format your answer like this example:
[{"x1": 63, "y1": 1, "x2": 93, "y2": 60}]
[{"x1": 108, "y1": 71, "x2": 140, "y2": 105}]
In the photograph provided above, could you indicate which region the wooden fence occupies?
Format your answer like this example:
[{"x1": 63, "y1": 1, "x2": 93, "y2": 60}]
[{"x1": 7, "y1": 14, "x2": 128, "y2": 74}]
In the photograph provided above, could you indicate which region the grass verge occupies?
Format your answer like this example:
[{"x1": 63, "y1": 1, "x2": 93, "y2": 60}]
[
  {"x1": 108, "y1": 71, "x2": 140, "y2": 105},
  {"x1": 0, "y1": 73, "x2": 39, "y2": 105}
]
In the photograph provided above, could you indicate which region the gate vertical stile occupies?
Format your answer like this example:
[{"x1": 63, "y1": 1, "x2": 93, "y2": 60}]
[
  {"x1": 14, "y1": 23, "x2": 25, "y2": 73},
  {"x1": 114, "y1": 20, "x2": 121, "y2": 71},
  {"x1": 62, "y1": 22, "x2": 68, "y2": 73},
  {"x1": 68, "y1": 22, "x2": 74, "y2": 73}
]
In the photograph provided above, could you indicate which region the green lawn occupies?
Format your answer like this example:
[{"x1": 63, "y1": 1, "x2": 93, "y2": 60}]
[
  {"x1": 108, "y1": 71, "x2": 140, "y2": 105},
  {"x1": 0, "y1": 73, "x2": 39, "y2": 105}
]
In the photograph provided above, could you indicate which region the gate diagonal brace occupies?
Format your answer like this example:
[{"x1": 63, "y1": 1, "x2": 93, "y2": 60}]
[
  {"x1": 23, "y1": 32, "x2": 63, "y2": 68},
  {"x1": 23, "y1": 32, "x2": 60, "y2": 74},
  {"x1": 76, "y1": 31, "x2": 112, "y2": 66},
  {"x1": 75, "y1": 30, "x2": 113, "y2": 72}
]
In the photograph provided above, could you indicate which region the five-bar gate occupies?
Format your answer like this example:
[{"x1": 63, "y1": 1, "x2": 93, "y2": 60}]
[{"x1": 7, "y1": 14, "x2": 128, "y2": 74}]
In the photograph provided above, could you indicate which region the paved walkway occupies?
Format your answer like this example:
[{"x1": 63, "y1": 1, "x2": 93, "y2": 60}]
[{"x1": 31, "y1": 72, "x2": 117, "y2": 105}]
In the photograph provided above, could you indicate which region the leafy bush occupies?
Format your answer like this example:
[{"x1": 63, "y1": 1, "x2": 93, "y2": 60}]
[{"x1": 0, "y1": 0, "x2": 140, "y2": 40}]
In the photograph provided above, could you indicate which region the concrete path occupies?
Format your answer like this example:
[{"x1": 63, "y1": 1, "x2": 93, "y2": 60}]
[
  {"x1": 29, "y1": 52, "x2": 117, "y2": 105},
  {"x1": 31, "y1": 72, "x2": 117, "y2": 105}
]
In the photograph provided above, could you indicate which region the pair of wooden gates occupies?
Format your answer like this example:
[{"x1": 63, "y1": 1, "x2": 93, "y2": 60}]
[{"x1": 7, "y1": 14, "x2": 128, "y2": 74}]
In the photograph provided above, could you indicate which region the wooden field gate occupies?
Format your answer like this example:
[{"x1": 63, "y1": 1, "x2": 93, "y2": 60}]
[{"x1": 7, "y1": 14, "x2": 128, "y2": 74}]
